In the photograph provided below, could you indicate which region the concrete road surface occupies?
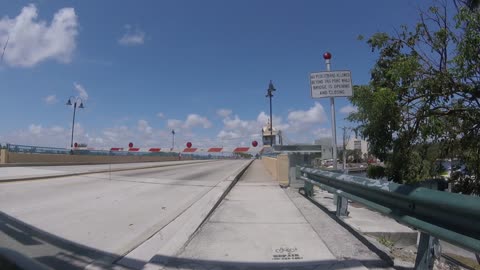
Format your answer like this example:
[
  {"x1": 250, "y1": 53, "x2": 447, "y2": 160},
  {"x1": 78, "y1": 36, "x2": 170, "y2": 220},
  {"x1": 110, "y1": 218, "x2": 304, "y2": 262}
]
[
  {"x1": 0, "y1": 160, "x2": 248, "y2": 269},
  {"x1": 0, "y1": 160, "x2": 213, "y2": 182},
  {"x1": 150, "y1": 161, "x2": 375, "y2": 270}
]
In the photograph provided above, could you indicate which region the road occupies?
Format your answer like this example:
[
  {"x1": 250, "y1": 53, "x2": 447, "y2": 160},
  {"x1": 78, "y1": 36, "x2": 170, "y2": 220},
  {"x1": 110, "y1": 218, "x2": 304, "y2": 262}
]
[
  {"x1": 0, "y1": 160, "x2": 249, "y2": 270},
  {"x1": 0, "y1": 160, "x2": 213, "y2": 182}
]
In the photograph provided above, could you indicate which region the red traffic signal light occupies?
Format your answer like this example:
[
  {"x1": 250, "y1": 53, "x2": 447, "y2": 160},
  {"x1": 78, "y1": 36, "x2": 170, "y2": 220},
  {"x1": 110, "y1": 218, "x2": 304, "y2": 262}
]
[{"x1": 186, "y1": 142, "x2": 192, "y2": 148}]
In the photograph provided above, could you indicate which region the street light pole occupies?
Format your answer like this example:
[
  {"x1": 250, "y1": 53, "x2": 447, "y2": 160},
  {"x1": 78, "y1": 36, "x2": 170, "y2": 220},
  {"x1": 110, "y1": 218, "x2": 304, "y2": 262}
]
[
  {"x1": 266, "y1": 80, "x2": 276, "y2": 146},
  {"x1": 269, "y1": 94, "x2": 273, "y2": 139},
  {"x1": 171, "y1": 129, "x2": 175, "y2": 150},
  {"x1": 70, "y1": 102, "x2": 77, "y2": 148},
  {"x1": 66, "y1": 97, "x2": 85, "y2": 149}
]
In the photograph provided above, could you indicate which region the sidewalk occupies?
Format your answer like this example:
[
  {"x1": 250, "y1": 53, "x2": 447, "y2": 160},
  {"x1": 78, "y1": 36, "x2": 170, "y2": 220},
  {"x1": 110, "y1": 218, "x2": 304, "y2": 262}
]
[{"x1": 152, "y1": 160, "x2": 369, "y2": 270}]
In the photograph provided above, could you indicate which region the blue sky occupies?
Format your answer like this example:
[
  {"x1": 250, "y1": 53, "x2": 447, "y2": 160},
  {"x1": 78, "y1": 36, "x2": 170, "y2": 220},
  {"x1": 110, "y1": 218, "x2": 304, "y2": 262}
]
[{"x1": 0, "y1": 0, "x2": 432, "y2": 148}]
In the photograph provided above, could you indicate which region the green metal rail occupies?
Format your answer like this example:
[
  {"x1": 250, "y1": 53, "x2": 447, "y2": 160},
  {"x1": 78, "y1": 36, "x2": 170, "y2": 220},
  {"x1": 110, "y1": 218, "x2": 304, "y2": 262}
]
[{"x1": 297, "y1": 166, "x2": 480, "y2": 268}]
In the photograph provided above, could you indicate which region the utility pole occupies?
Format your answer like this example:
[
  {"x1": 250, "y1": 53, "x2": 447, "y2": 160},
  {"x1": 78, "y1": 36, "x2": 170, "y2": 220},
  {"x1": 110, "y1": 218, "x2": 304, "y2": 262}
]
[{"x1": 342, "y1": 127, "x2": 350, "y2": 172}]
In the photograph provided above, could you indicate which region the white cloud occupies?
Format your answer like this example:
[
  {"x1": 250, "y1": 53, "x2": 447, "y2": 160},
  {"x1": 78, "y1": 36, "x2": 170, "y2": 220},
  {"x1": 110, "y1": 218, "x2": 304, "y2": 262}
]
[
  {"x1": 313, "y1": 128, "x2": 331, "y2": 138},
  {"x1": 102, "y1": 125, "x2": 129, "y2": 143},
  {"x1": 222, "y1": 115, "x2": 250, "y2": 131},
  {"x1": 156, "y1": 112, "x2": 165, "y2": 118},
  {"x1": 73, "y1": 82, "x2": 88, "y2": 100},
  {"x1": 217, "y1": 130, "x2": 242, "y2": 140},
  {"x1": 2, "y1": 123, "x2": 73, "y2": 147},
  {"x1": 185, "y1": 114, "x2": 212, "y2": 128},
  {"x1": 216, "y1": 112, "x2": 284, "y2": 144},
  {"x1": 118, "y1": 25, "x2": 145, "y2": 46},
  {"x1": 29, "y1": 124, "x2": 42, "y2": 135},
  {"x1": 3, "y1": 121, "x2": 174, "y2": 148},
  {"x1": 287, "y1": 102, "x2": 327, "y2": 131},
  {"x1": 215, "y1": 104, "x2": 329, "y2": 145},
  {"x1": 43, "y1": 95, "x2": 58, "y2": 104},
  {"x1": 137, "y1": 119, "x2": 153, "y2": 134},
  {"x1": 51, "y1": 126, "x2": 64, "y2": 133},
  {"x1": 167, "y1": 114, "x2": 212, "y2": 130},
  {"x1": 100, "y1": 124, "x2": 173, "y2": 148},
  {"x1": 257, "y1": 112, "x2": 290, "y2": 131},
  {"x1": 93, "y1": 137, "x2": 104, "y2": 144},
  {"x1": 167, "y1": 119, "x2": 183, "y2": 130},
  {"x1": 340, "y1": 104, "x2": 358, "y2": 114},
  {"x1": 216, "y1": 109, "x2": 232, "y2": 118},
  {"x1": 0, "y1": 4, "x2": 78, "y2": 67}
]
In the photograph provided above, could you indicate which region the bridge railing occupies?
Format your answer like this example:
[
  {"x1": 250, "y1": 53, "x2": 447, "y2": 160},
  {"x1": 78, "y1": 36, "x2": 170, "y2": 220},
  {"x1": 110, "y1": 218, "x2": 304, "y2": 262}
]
[
  {"x1": 297, "y1": 166, "x2": 480, "y2": 269},
  {"x1": 6, "y1": 143, "x2": 69, "y2": 154},
  {"x1": 2, "y1": 143, "x2": 215, "y2": 160}
]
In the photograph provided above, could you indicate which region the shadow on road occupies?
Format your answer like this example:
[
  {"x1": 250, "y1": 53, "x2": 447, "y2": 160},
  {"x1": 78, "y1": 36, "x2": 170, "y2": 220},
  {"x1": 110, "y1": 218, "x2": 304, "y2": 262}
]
[{"x1": 0, "y1": 210, "x2": 396, "y2": 270}]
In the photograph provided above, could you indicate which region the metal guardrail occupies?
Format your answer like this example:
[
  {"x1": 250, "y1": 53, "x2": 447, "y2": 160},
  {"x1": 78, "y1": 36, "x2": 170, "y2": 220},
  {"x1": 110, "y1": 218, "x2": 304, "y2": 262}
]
[{"x1": 297, "y1": 166, "x2": 480, "y2": 269}]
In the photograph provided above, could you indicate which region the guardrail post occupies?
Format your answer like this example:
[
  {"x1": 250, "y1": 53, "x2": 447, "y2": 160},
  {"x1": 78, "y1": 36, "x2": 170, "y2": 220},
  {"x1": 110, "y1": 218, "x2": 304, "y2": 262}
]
[
  {"x1": 335, "y1": 195, "x2": 349, "y2": 217},
  {"x1": 415, "y1": 232, "x2": 435, "y2": 270},
  {"x1": 304, "y1": 181, "x2": 314, "y2": 197},
  {"x1": 298, "y1": 166, "x2": 314, "y2": 197}
]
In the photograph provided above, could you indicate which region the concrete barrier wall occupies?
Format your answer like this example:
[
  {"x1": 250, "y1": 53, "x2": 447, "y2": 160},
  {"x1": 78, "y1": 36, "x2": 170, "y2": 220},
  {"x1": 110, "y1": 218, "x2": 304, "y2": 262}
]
[
  {"x1": 262, "y1": 156, "x2": 278, "y2": 180},
  {"x1": 4, "y1": 152, "x2": 184, "y2": 164},
  {"x1": 262, "y1": 154, "x2": 289, "y2": 186},
  {"x1": 276, "y1": 154, "x2": 289, "y2": 186},
  {"x1": 0, "y1": 149, "x2": 7, "y2": 164}
]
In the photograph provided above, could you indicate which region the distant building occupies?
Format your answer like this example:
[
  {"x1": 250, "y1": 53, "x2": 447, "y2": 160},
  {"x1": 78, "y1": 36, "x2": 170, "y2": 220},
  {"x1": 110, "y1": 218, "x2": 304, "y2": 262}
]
[
  {"x1": 346, "y1": 137, "x2": 369, "y2": 157},
  {"x1": 262, "y1": 119, "x2": 278, "y2": 146},
  {"x1": 314, "y1": 137, "x2": 341, "y2": 160}
]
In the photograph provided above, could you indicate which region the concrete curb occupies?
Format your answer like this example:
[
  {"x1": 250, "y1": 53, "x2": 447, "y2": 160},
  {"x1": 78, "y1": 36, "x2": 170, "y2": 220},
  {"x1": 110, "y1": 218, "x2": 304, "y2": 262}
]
[
  {"x1": 0, "y1": 160, "x2": 215, "y2": 184},
  {"x1": 193, "y1": 159, "x2": 255, "y2": 233},
  {"x1": 114, "y1": 159, "x2": 255, "y2": 270}
]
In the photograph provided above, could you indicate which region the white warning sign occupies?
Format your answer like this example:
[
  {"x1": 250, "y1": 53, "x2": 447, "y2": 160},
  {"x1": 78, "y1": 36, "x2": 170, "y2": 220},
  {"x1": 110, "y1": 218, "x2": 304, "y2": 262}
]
[{"x1": 310, "y1": 70, "x2": 353, "y2": 98}]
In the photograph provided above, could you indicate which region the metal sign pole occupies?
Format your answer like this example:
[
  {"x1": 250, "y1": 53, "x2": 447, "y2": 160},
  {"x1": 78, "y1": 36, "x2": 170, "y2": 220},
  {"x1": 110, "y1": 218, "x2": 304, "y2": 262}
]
[
  {"x1": 310, "y1": 52, "x2": 352, "y2": 172},
  {"x1": 325, "y1": 56, "x2": 337, "y2": 170}
]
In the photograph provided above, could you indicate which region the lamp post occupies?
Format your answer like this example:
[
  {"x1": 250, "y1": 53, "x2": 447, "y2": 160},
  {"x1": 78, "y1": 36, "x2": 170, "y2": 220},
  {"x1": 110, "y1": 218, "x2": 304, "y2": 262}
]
[
  {"x1": 265, "y1": 80, "x2": 276, "y2": 146},
  {"x1": 171, "y1": 129, "x2": 175, "y2": 150},
  {"x1": 66, "y1": 96, "x2": 85, "y2": 148}
]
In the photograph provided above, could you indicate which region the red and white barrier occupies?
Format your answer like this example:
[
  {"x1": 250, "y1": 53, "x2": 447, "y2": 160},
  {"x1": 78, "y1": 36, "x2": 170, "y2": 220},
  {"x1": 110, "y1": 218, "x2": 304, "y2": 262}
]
[{"x1": 74, "y1": 146, "x2": 259, "y2": 153}]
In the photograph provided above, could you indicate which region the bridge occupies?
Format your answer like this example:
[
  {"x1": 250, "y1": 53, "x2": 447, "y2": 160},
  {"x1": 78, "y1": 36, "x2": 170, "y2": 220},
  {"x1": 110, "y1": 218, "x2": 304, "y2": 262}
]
[{"x1": 0, "y1": 147, "x2": 479, "y2": 270}]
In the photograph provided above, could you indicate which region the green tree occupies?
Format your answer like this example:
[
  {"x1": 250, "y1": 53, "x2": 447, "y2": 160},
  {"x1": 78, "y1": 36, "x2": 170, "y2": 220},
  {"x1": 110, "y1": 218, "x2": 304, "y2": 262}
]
[{"x1": 349, "y1": 1, "x2": 480, "y2": 192}]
